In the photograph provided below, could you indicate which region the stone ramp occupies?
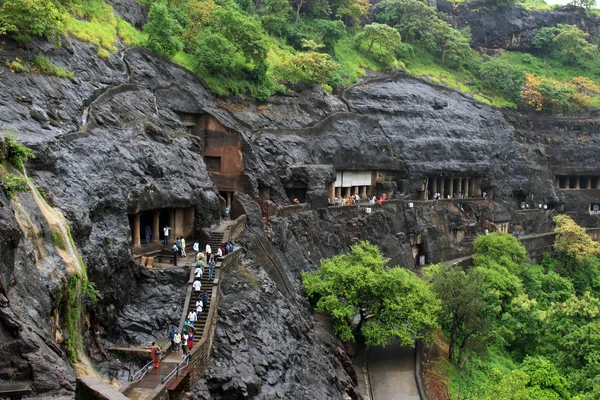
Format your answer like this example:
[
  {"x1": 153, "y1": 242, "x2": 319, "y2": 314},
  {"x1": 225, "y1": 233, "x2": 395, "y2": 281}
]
[{"x1": 369, "y1": 343, "x2": 420, "y2": 400}]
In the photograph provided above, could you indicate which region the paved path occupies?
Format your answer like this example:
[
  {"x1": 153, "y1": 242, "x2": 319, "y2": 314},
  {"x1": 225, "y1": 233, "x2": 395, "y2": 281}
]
[{"x1": 369, "y1": 343, "x2": 420, "y2": 400}]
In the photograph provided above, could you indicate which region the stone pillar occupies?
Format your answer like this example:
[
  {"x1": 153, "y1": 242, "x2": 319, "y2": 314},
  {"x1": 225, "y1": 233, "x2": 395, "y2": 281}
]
[
  {"x1": 133, "y1": 213, "x2": 141, "y2": 248},
  {"x1": 227, "y1": 192, "x2": 233, "y2": 209},
  {"x1": 588, "y1": 177, "x2": 592, "y2": 189},
  {"x1": 451, "y1": 177, "x2": 456, "y2": 197},
  {"x1": 441, "y1": 179, "x2": 446, "y2": 198},
  {"x1": 465, "y1": 178, "x2": 470, "y2": 198},
  {"x1": 169, "y1": 210, "x2": 176, "y2": 242},
  {"x1": 329, "y1": 183, "x2": 335, "y2": 204},
  {"x1": 152, "y1": 211, "x2": 160, "y2": 244},
  {"x1": 432, "y1": 178, "x2": 437, "y2": 195},
  {"x1": 336, "y1": 186, "x2": 342, "y2": 198},
  {"x1": 576, "y1": 177, "x2": 581, "y2": 190},
  {"x1": 361, "y1": 186, "x2": 367, "y2": 197},
  {"x1": 458, "y1": 178, "x2": 463, "y2": 195}
]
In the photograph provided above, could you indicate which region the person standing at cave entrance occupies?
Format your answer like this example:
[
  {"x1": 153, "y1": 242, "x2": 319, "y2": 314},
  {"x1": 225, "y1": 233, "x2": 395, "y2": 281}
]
[
  {"x1": 151, "y1": 342, "x2": 161, "y2": 368},
  {"x1": 145, "y1": 225, "x2": 151, "y2": 245},
  {"x1": 163, "y1": 225, "x2": 171, "y2": 246},
  {"x1": 169, "y1": 326, "x2": 176, "y2": 349},
  {"x1": 193, "y1": 278, "x2": 202, "y2": 301},
  {"x1": 181, "y1": 237, "x2": 187, "y2": 258},
  {"x1": 173, "y1": 330, "x2": 181, "y2": 354},
  {"x1": 172, "y1": 242, "x2": 179, "y2": 266},
  {"x1": 193, "y1": 240, "x2": 200, "y2": 260}
]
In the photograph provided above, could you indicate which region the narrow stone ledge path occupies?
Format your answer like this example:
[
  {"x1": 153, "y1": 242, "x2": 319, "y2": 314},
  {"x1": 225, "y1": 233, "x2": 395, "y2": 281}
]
[{"x1": 369, "y1": 342, "x2": 420, "y2": 400}]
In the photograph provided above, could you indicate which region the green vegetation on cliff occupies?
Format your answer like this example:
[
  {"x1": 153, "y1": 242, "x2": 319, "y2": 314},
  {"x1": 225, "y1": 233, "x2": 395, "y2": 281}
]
[
  {"x1": 1, "y1": 0, "x2": 599, "y2": 107},
  {"x1": 426, "y1": 219, "x2": 600, "y2": 400}
]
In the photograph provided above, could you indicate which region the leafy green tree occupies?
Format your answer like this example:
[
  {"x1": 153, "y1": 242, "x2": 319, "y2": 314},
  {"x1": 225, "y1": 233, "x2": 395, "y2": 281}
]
[
  {"x1": 439, "y1": 25, "x2": 473, "y2": 68},
  {"x1": 0, "y1": 0, "x2": 66, "y2": 43},
  {"x1": 376, "y1": 0, "x2": 438, "y2": 47},
  {"x1": 474, "y1": 232, "x2": 527, "y2": 276},
  {"x1": 312, "y1": 19, "x2": 346, "y2": 54},
  {"x1": 143, "y1": 0, "x2": 183, "y2": 58},
  {"x1": 480, "y1": 58, "x2": 525, "y2": 103},
  {"x1": 531, "y1": 27, "x2": 555, "y2": 51},
  {"x1": 212, "y1": 9, "x2": 269, "y2": 80},
  {"x1": 194, "y1": 32, "x2": 237, "y2": 75},
  {"x1": 498, "y1": 294, "x2": 544, "y2": 357},
  {"x1": 426, "y1": 265, "x2": 491, "y2": 364},
  {"x1": 260, "y1": 0, "x2": 293, "y2": 37},
  {"x1": 553, "y1": 24, "x2": 597, "y2": 63},
  {"x1": 332, "y1": 0, "x2": 370, "y2": 27},
  {"x1": 570, "y1": 0, "x2": 596, "y2": 9},
  {"x1": 520, "y1": 356, "x2": 570, "y2": 399},
  {"x1": 553, "y1": 215, "x2": 600, "y2": 262},
  {"x1": 354, "y1": 23, "x2": 401, "y2": 68},
  {"x1": 302, "y1": 241, "x2": 440, "y2": 346},
  {"x1": 275, "y1": 40, "x2": 340, "y2": 86}
]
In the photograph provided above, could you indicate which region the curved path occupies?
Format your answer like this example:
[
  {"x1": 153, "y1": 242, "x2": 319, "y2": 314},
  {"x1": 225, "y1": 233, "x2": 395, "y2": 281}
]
[{"x1": 369, "y1": 342, "x2": 420, "y2": 400}]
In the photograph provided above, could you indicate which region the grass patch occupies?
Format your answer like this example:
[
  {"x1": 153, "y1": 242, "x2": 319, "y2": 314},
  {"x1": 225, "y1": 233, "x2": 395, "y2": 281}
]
[
  {"x1": 64, "y1": 0, "x2": 117, "y2": 55},
  {"x1": 32, "y1": 55, "x2": 74, "y2": 79},
  {"x1": 238, "y1": 265, "x2": 259, "y2": 288},
  {"x1": 0, "y1": 173, "x2": 28, "y2": 198},
  {"x1": 334, "y1": 37, "x2": 384, "y2": 85},
  {"x1": 51, "y1": 228, "x2": 67, "y2": 250},
  {"x1": 5, "y1": 58, "x2": 29, "y2": 73},
  {"x1": 116, "y1": 17, "x2": 147, "y2": 47}
]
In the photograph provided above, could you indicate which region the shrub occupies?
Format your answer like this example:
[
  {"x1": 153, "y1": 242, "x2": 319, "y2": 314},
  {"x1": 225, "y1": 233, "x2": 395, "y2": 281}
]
[
  {"x1": 0, "y1": 0, "x2": 66, "y2": 43},
  {"x1": 1, "y1": 174, "x2": 28, "y2": 198},
  {"x1": 194, "y1": 33, "x2": 237, "y2": 75},
  {"x1": 32, "y1": 55, "x2": 74, "y2": 78},
  {"x1": 144, "y1": 0, "x2": 184, "y2": 58},
  {"x1": 480, "y1": 59, "x2": 525, "y2": 103},
  {"x1": 5, "y1": 58, "x2": 30, "y2": 73},
  {"x1": 3, "y1": 137, "x2": 34, "y2": 171}
]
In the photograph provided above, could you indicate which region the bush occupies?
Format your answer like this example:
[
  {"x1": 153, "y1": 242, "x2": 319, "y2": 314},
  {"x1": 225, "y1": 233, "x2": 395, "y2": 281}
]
[
  {"x1": 194, "y1": 33, "x2": 237, "y2": 75},
  {"x1": 0, "y1": 0, "x2": 66, "y2": 43},
  {"x1": 394, "y1": 42, "x2": 415, "y2": 63},
  {"x1": 5, "y1": 58, "x2": 30, "y2": 73},
  {"x1": 143, "y1": 0, "x2": 183, "y2": 58},
  {"x1": 480, "y1": 59, "x2": 525, "y2": 103},
  {"x1": 1, "y1": 174, "x2": 28, "y2": 198},
  {"x1": 3, "y1": 137, "x2": 34, "y2": 171},
  {"x1": 32, "y1": 55, "x2": 74, "y2": 78}
]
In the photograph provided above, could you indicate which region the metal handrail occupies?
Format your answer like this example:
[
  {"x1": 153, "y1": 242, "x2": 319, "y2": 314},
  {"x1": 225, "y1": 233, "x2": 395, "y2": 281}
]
[
  {"x1": 128, "y1": 360, "x2": 153, "y2": 383},
  {"x1": 161, "y1": 354, "x2": 190, "y2": 385}
]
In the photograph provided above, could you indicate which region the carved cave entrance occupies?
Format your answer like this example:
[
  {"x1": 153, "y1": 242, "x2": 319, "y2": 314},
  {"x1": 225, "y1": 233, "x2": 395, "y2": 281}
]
[{"x1": 129, "y1": 207, "x2": 195, "y2": 249}]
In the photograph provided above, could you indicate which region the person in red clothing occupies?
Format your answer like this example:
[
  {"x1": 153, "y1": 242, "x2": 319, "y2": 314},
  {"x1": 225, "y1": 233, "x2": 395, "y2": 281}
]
[{"x1": 151, "y1": 342, "x2": 161, "y2": 368}]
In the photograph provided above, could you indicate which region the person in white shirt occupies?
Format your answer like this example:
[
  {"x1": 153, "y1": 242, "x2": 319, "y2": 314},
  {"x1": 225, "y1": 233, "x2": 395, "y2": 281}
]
[
  {"x1": 173, "y1": 331, "x2": 181, "y2": 353},
  {"x1": 181, "y1": 237, "x2": 187, "y2": 257},
  {"x1": 194, "y1": 265, "x2": 203, "y2": 279},
  {"x1": 205, "y1": 244, "x2": 211, "y2": 258},
  {"x1": 193, "y1": 241, "x2": 199, "y2": 259},
  {"x1": 196, "y1": 300, "x2": 203, "y2": 316},
  {"x1": 182, "y1": 332, "x2": 189, "y2": 355},
  {"x1": 193, "y1": 279, "x2": 201, "y2": 300},
  {"x1": 188, "y1": 310, "x2": 197, "y2": 325},
  {"x1": 163, "y1": 226, "x2": 170, "y2": 246},
  {"x1": 217, "y1": 247, "x2": 223, "y2": 257}
]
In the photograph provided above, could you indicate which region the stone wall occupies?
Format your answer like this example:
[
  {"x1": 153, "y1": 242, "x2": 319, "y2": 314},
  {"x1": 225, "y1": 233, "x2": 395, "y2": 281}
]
[{"x1": 76, "y1": 377, "x2": 129, "y2": 400}]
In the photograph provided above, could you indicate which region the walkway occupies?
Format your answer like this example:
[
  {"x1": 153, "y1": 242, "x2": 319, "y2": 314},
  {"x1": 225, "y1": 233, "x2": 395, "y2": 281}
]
[
  {"x1": 125, "y1": 219, "x2": 238, "y2": 399},
  {"x1": 369, "y1": 342, "x2": 420, "y2": 400}
]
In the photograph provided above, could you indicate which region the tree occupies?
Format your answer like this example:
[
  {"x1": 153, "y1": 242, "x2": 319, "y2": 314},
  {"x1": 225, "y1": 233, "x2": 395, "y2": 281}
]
[
  {"x1": 275, "y1": 40, "x2": 340, "y2": 86},
  {"x1": 260, "y1": 0, "x2": 293, "y2": 37},
  {"x1": 426, "y1": 265, "x2": 491, "y2": 364},
  {"x1": 143, "y1": 0, "x2": 183, "y2": 58},
  {"x1": 332, "y1": 0, "x2": 370, "y2": 27},
  {"x1": 480, "y1": 58, "x2": 525, "y2": 103},
  {"x1": 376, "y1": 0, "x2": 438, "y2": 47},
  {"x1": 302, "y1": 241, "x2": 440, "y2": 346},
  {"x1": 194, "y1": 32, "x2": 237, "y2": 75},
  {"x1": 354, "y1": 23, "x2": 401, "y2": 68},
  {"x1": 553, "y1": 215, "x2": 600, "y2": 262},
  {"x1": 474, "y1": 232, "x2": 527, "y2": 276},
  {"x1": 438, "y1": 24, "x2": 473, "y2": 68},
  {"x1": 0, "y1": 0, "x2": 66, "y2": 43},
  {"x1": 552, "y1": 24, "x2": 597, "y2": 63},
  {"x1": 531, "y1": 27, "x2": 555, "y2": 51},
  {"x1": 570, "y1": 0, "x2": 597, "y2": 9},
  {"x1": 312, "y1": 19, "x2": 346, "y2": 54}
]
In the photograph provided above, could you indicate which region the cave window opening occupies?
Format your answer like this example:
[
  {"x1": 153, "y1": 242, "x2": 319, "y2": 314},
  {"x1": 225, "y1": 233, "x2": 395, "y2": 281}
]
[
  {"x1": 415, "y1": 243, "x2": 426, "y2": 267},
  {"x1": 205, "y1": 156, "x2": 222, "y2": 172},
  {"x1": 514, "y1": 191, "x2": 527, "y2": 209},
  {"x1": 558, "y1": 176, "x2": 568, "y2": 189},
  {"x1": 592, "y1": 177, "x2": 599, "y2": 189},
  {"x1": 590, "y1": 204, "x2": 599, "y2": 215},
  {"x1": 569, "y1": 176, "x2": 577, "y2": 189},
  {"x1": 580, "y1": 177, "x2": 589, "y2": 189}
]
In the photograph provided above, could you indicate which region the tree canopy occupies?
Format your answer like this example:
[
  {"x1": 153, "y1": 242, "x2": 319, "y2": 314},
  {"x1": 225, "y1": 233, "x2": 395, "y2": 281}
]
[{"x1": 302, "y1": 241, "x2": 440, "y2": 347}]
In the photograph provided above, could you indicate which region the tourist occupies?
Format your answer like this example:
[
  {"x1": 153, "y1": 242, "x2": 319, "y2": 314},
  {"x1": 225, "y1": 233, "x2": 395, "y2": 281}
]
[
  {"x1": 227, "y1": 242, "x2": 233, "y2": 253},
  {"x1": 188, "y1": 332, "x2": 194, "y2": 351},
  {"x1": 169, "y1": 326, "x2": 176, "y2": 349},
  {"x1": 145, "y1": 225, "x2": 151, "y2": 245},
  {"x1": 217, "y1": 246, "x2": 223, "y2": 258},
  {"x1": 196, "y1": 299, "x2": 203, "y2": 317},
  {"x1": 377, "y1": 197, "x2": 382, "y2": 208},
  {"x1": 172, "y1": 242, "x2": 179, "y2": 266},
  {"x1": 483, "y1": 191, "x2": 487, "y2": 199},
  {"x1": 208, "y1": 260, "x2": 215, "y2": 280},
  {"x1": 225, "y1": 206, "x2": 230, "y2": 218},
  {"x1": 188, "y1": 310, "x2": 197, "y2": 326},
  {"x1": 182, "y1": 331, "x2": 189, "y2": 355},
  {"x1": 355, "y1": 193, "x2": 360, "y2": 204},
  {"x1": 205, "y1": 243, "x2": 212, "y2": 259},
  {"x1": 151, "y1": 342, "x2": 161, "y2": 368},
  {"x1": 177, "y1": 237, "x2": 183, "y2": 256},
  {"x1": 202, "y1": 291, "x2": 209, "y2": 308},
  {"x1": 193, "y1": 240, "x2": 200, "y2": 259},
  {"x1": 193, "y1": 278, "x2": 202, "y2": 301},
  {"x1": 173, "y1": 330, "x2": 181, "y2": 354},
  {"x1": 195, "y1": 262, "x2": 203, "y2": 279},
  {"x1": 334, "y1": 196, "x2": 339, "y2": 206},
  {"x1": 163, "y1": 225, "x2": 171, "y2": 246},
  {"x1": 382, "y1": 193, "x2": 387, "y2": 201},
  {"x1": 370, "y1": 196, "x2": 376, "y2": 205},
  {"x1": 181, "y1": 237, "x2": 187, "y2": 257}
]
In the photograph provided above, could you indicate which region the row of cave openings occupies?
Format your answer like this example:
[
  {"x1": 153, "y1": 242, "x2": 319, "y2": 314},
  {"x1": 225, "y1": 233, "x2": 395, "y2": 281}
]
[{"x1": 555, "y1": 175, "x2": 600, "y2": 190}]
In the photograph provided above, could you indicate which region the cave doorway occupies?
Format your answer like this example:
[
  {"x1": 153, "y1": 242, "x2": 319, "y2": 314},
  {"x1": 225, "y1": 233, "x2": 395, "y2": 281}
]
[
  {"x1": 139, "y1": 211, "x2": 155, "y2": 245},
  {"x1": 159, "y1": 209, "x2": 171, "y2": 243},
  {"x1": 513, "y1": 190, "x2": 527, "y2": 209},
  {"x1": 415, "y1": 243, "x2": 426, "y2": 267},
  {"x1": 286, "y1": 187, "x2": 307, "y2": 204}
]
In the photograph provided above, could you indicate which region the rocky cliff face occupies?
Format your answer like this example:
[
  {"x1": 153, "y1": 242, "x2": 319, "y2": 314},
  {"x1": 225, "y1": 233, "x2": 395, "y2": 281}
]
[
  {"x1": 1, "y1": 5, "x2": 600, "y2": 396},
  {"x1": 436, "y1": 0, "x2": 600, "y2": 51}
]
